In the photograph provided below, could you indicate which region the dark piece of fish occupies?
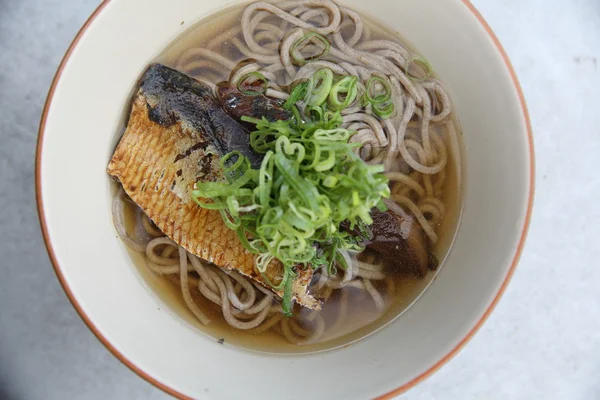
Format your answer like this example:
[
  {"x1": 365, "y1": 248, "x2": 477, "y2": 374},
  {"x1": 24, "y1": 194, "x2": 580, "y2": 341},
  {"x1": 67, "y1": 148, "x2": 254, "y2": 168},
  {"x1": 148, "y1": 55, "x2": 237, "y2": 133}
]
[
  {"x1": 107, "y1": 64, "x2": 319, "y2": 310},
  {"x1": 217, "y1": 82, "x2": 291, "y2": 125},
  {"x1": 366, "y1": 208, "x2": 432, "y2": 277},
  {"x1": 140, "y1": 64, "x2": 262, "y2": 168}
]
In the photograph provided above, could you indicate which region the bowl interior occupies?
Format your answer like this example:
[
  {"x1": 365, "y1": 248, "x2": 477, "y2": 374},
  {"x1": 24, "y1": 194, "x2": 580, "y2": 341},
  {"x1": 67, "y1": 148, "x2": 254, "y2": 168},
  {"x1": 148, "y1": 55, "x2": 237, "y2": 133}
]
[{"x1": 38, "y1": 0, "x2": 532, "y2": 398}]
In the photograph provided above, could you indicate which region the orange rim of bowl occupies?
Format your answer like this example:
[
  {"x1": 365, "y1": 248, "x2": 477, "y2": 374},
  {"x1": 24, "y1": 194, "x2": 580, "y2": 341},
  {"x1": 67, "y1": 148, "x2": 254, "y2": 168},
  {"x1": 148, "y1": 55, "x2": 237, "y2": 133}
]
[{"x1": 35, "y1": 1, "x2": 534, "y2": 399}]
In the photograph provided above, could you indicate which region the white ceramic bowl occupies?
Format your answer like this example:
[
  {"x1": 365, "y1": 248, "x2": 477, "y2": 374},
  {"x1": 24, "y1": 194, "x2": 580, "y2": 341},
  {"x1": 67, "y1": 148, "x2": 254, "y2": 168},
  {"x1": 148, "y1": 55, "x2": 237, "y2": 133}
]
[{"x1": 36, "y1": 0, "x2": 534, "y2": 398}]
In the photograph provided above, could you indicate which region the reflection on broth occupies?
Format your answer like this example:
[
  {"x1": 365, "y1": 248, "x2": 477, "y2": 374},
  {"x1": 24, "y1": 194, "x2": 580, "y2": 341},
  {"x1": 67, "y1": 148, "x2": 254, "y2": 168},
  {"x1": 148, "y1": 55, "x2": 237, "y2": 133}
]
[{"x1": 109, "y1": 0, "x2": 464, "y2": 353}]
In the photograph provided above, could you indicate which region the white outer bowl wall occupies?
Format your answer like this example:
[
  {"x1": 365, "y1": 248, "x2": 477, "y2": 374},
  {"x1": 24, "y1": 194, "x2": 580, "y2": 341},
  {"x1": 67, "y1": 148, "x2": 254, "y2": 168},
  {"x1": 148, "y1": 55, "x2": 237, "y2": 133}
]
[{"x1": 36, "y1": 0, "x2": 534, "y2": 399}]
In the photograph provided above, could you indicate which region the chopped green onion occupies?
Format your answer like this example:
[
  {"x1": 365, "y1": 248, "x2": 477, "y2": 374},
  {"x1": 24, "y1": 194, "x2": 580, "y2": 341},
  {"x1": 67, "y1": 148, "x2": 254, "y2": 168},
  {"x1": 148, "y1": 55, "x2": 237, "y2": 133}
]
[
  {"x1": 283, "y1": 81, "x2": 310, "y2": 110},
  {"x1": 237, "y1": 71, "x2": 268, "y2": 96},
  {"x1": 290, "y1": 32, "x2": 330, "y2": 66},
  {"x1": 366, "y1": 76, "x2": 392, "y2": 105},
  {"x1": 281, "y1": 268, "x2": 295, "y2": 316},
  {"x1": 361, "y1": 76, "x2": 395, "y2": 119},
  {"x1": 405, "y1": 56, "x2": 433, "y2": 82},
  {"x1": 373, "y1": 100, "x2": 395, "y2": 119},
  {"x1": 292, "y1": 105, "x2": 305, "y2": 125},
  {"x1": 335, "y1": 248, "x2": 349, "y2": 272},
  {"x1": 322, "y1": 175, "x2": 338, "y2": 188},
  {"x1": 308, "y1": 68, "x2": 333, "y2": 106},
  {"x1": 193, "y1": 107, "x2": 390, "y2": 314},
  {"x1": 221, "y1": 151, "x2": 248, "y2": 179},
  {"x1": 328, "y1": 76, "x2": 359, "y2": 111},
  {"x1": 306, "y1": 105, "x2": 324, "y2": 122},
  {"x1": 323, "y1": 109, "x2": 342, "y2": 127}
]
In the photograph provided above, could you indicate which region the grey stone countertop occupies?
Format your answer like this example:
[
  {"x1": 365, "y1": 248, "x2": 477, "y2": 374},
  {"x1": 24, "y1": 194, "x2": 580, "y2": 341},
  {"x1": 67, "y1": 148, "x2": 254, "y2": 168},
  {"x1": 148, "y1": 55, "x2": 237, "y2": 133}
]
[{"x1": 0, "y1": 0, "x2": 598, "y2": 399}]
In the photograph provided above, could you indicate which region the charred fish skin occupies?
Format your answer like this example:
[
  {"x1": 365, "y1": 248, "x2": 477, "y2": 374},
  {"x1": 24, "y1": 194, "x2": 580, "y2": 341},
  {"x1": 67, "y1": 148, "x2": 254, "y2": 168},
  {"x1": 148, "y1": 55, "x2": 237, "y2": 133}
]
[
  {"x1": 140, "y1": 64, "x2": 262, "y2": 168},
  {"x1": 107, "y1": 64, "x2": 320, "y2": 310}
]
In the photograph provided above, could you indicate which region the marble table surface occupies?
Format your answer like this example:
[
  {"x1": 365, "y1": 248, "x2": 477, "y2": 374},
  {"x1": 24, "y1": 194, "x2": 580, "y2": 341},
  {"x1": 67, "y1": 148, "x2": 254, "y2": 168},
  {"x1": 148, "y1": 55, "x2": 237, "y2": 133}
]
[{"x1": 0, "y1": 0, "x2": 598, "y2": 398}]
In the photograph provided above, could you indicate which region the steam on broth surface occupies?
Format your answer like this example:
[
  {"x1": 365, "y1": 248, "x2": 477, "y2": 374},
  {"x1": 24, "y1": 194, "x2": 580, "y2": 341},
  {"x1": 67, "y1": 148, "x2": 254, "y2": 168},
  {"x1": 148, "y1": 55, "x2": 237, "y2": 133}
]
[{"x1": 109, "y1": 0, "x2": 464, "y2": 353}]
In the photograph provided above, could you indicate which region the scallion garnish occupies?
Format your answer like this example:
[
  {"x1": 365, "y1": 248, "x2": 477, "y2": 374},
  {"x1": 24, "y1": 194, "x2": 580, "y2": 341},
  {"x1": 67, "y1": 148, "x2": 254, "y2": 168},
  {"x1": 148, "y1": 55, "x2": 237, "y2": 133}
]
[
  {"x1": 306, "y1": 105, "x2": 324, "y2": 122},
  {"x1": 283, "y1": 81, "x2": 310, "y2": 110},
  {"x1": 328, "y1": 75, "x2": 359, "y2": 111},
  {"x1": 361, "y1": 76, "x2": 395, "y2": 119},
  {"x1": 237, "y1": 71, "x2": 268, "y2": 96},
  {"x1": 191, "y1": 107, "x2": 390, "y2": 315},
  {"x1": 307, "y1": 68, "x2": 334, "y2": 106},
  {"x1": 290, "y1": 32, "x2": 330, "y2": 66},
  {"x1": 373, "y1": 100, "x2": 395, "y2": 119},
  {"x1": 405, "y1": 56, "x2": 433, "y2": 82},
  {"x1": 366, "y1": 76, "x2": 392, "y2": 104}
]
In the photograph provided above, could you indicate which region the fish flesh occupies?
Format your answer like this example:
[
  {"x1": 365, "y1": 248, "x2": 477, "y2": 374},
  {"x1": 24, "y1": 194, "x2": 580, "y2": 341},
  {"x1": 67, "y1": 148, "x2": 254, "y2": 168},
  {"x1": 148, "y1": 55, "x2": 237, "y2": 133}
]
[{"x1": 107, "y1": 64, "x2": 319, "y2": 309}]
